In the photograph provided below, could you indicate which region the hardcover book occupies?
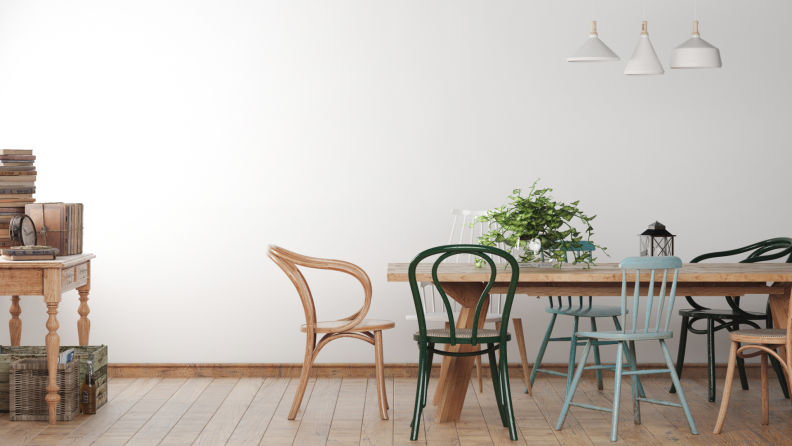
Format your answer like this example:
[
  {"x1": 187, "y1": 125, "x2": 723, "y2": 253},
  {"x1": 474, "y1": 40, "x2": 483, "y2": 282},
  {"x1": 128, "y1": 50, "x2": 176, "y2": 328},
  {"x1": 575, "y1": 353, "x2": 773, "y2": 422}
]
[
  {"x1": 0, "y1": 189, "x2": 35, "y2": 194},
  {"x1": 1, "y1": 246, "x2": 59, "y2": 256},
  {"x1": 0, "y1": 156, "x2": 35, "y2": 161},
  {"x1": 0, "y1": 166, "x2": 35, "y2": 171},
  {"x1": 0, "y1": 150, "x2": 32, "y2": 155},
  {"x1": 0, "y1": 176, "x2": 35, "y2": 182},
  {"x1": 0, "y1": 171, "x2": 36, "y2": 176},
  {"x1": 24, "y1": 203, "x2": 83, "y2": 255}
]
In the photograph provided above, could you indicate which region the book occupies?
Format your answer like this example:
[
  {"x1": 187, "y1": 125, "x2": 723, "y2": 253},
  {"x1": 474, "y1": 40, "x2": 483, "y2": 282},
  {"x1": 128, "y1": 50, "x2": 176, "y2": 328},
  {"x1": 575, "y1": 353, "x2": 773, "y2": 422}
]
[
  {"x1": 0, "y1": 224, "x2": 9, "y2": 229},
  {"x1": 0, "y1": 171, "x2": 36, "y2": 176},
  {"x1": 2, "y1": 254, "x2": 55, "y2": 261},
  {"x1": 0, "y1": 150, "x2": 32, "y2": 155},
  {"x1": 0, "y1": 212, "x2": 24, "y2": 216},
  {"x1": 0, "y1": 188, "x2": 35, "y2": 194},
  {"x1": 58, "y1": 348, "x2": 74, "y2": 364},
  {"x1": 0, "y1": 155, "x2": 35, "y2": 161},
  {"x1": 0, "y1": 195, "x2": 34, "y2": 200},
  {"x1": 0, "y1": 166, "x2": 35, "y2": 171},
  {"x1": 0, "y1": 176, "x2": 35, "y2": 182},
  {"x1": 0, "y1": 160, "x2": 33, "y2": 164},
  {"x1": 0, "y1": 207, "x2": 25, "y2": 212},
  {"x1": 25, "y1": 203, "x2": 83, "y2": 255},
  {"x1": 1, "y1": 246, "x2": 59, "y2": 256}
]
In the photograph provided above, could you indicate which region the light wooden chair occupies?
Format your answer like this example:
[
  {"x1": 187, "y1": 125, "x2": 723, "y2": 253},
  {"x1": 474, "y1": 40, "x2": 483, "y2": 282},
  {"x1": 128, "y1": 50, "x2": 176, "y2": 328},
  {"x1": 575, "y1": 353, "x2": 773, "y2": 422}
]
[
  {"x1": 555, "y1": 256, "x2": 698, "y2": 442},
  {"x1": 405, "y1": 209, "x2": 530, "y2": 393},
  {"x1": 268, "y1": 245, "x2": 395, "y2": 420},
  {"x1": 713, "y1": 284, "x2": 792, "y2": 434}
]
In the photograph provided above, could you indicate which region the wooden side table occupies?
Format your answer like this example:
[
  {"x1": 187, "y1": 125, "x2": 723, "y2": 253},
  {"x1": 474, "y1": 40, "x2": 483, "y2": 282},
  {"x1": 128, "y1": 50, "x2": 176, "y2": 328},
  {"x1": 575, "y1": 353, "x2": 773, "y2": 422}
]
[{"x1": 3, "y1": 253, "x2": 96, "y2": 424}]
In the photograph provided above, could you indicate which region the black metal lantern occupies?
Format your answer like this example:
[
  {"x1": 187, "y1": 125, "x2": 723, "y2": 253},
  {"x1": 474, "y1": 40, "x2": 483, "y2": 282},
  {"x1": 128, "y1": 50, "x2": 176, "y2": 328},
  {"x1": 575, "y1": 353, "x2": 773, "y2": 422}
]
[{"x1": 639, "y1": 221, "x2": 675, "y2": 257}]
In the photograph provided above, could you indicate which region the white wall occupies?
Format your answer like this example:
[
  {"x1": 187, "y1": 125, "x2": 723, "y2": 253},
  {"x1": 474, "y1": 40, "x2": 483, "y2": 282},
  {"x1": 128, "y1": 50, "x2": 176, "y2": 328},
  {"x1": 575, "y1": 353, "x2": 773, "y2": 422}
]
[{"x1": 0, "y1": 0, "x2": 788, "y2": 366}]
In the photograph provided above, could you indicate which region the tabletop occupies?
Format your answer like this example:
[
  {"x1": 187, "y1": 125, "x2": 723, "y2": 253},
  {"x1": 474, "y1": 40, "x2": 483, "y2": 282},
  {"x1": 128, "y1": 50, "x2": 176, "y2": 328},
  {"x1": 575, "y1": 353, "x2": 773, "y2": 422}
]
[
  {"x1": 0, "y1": 253, "x2": 95, "y2": 269},
  {"x1": 387, "y1": 262, "x2": 792, "y2": 283}
]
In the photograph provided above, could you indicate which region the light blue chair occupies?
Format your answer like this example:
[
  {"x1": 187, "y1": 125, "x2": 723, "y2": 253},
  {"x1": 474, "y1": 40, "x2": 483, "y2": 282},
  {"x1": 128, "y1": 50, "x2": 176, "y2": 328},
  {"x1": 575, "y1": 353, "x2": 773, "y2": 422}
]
[
  {"x1": 555, "y1": 256, "x2": 698, "y2": 442},
  {"x1": 529, "y1": 241, "x2": 644, "y2": 398}
]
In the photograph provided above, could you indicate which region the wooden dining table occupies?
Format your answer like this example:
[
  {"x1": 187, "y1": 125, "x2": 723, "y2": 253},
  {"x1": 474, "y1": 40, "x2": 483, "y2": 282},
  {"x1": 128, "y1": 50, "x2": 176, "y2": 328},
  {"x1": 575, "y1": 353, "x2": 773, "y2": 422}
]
[{"x1": 387, "y1": 262, "x2": 792, "y2": 423}]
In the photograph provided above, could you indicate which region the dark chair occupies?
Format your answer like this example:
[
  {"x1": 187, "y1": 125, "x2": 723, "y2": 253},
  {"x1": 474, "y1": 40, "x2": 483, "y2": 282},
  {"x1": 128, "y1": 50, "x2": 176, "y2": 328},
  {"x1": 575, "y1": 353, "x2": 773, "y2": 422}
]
[
  {"x1": 407, "y1": 244, "x2": 520, "y2": 441},
  {"x1": 669, "y1": 238, "x2": 792, "y2": 402}
]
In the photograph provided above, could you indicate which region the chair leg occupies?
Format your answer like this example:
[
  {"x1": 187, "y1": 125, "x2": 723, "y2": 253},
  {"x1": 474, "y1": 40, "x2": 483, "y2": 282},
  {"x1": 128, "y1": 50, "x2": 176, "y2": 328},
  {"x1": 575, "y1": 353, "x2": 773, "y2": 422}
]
[
  {"x1": 707, "y1": 318, "x2": 716, "y2": 402},
  {"x1": 660, "y1": 339, "x2": 698, "y2": 435},
  {"x1": 766, "y1": 302, "x2": 790, "y2": 399},
  {"x1": 423, "y1": 343, "x2": 434, "y2": 409},
  {"x1": 487, "y1": 344, "x2": 508, "y2": 427},
  {"x1": 410, "y1": 342, "x2": 427, "y2": 441},
  {"x1": 590, "y1": 318, "x2": 603, "y2": 390},
  {"x1": 628, "y1": 340, "x2": 641, "y2": 425},
  {"x1": 476, "y1": 355, "x2": 483, "y2": 393},
  {"x1": 670, "y1": 315, "x2": 689, "y2": 394},
  {"x1": 761, "y1": 350, "x2": 769, "y2": 425},
  {"x1": 499, "y1": 343, "x2": 519, "y2": 441},
  {"x1": 566, "y1": 316, "x2": 580, "y2": 396},
  {"x1": 555, "y1": 339, "x2": 593, "y2": 431},
  {"x1": 714, "y1": 340, "x2": 738, "y2": 434},
  {"x1": 610, "y1": 341, "x2": 625, "y2": 442},
  {"x1": 531, "y1": 313, "x2": 557, "y2": 388},
  {"x1": 734, "y1": 322, "x2": 749, "y2": 391},
  {"x1": 374, "y1": 331, "x2": 389, "y2": 419},
  {"x1": 512, "y1": 318, "x2": 532, "y2": 395},
  {"x1": 614, "y1": 317, "x2": 645, "y2": 398},
  {"x1": 289, "y1": 334, "x2": 315, "y2": 420}
]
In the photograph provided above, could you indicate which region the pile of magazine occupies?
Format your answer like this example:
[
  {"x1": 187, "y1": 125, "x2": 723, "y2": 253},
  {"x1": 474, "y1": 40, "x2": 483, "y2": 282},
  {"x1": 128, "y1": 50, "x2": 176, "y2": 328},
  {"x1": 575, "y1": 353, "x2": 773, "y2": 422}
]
[{"x1": 58, "y1": 348, "x2": 74, "y2": 364}]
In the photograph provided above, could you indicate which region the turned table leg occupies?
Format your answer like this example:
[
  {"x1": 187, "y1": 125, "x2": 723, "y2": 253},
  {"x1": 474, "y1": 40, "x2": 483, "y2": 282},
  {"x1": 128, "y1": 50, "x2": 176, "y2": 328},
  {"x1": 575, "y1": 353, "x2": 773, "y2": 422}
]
[
  {"x1": 77, "y1": 289, "x2": 91, "y2": 346},
  {"x1": 9, "y1": 295, "x2": 21, "y2": 346},
  {"x1": 45, "y1": 302, "x2": 60, "y2": 424}
]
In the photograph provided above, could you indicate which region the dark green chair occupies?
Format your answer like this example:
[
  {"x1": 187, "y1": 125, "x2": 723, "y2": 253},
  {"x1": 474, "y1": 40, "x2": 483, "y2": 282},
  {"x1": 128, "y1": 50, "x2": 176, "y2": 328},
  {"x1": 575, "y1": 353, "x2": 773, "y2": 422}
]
[
  {"x1": 669, "y1": 237, "x2": 792, "y2": 402},
  {"x1": 408, "y1": 244, "x2": 520, "y2": 441}
]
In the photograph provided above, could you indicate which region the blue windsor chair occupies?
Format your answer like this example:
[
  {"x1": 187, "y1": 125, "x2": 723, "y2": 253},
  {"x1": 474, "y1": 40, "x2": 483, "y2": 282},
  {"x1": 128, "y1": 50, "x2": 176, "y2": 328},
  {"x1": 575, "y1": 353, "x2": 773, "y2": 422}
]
[
  {"x1": 529, "y1": 241, "x2": 644, "y2": 398},
  {"x1": 555, "y1": 256, "x2": 698, "y2": 442},
  {"x1": 408, "y1": 244, "x2": 520, "y2": 441}
]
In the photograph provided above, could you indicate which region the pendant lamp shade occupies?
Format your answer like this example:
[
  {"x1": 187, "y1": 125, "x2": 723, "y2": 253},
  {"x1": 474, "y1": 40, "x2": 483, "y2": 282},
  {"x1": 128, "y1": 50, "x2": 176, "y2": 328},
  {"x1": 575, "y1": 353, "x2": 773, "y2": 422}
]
[
  {"x1": 624, "y1": 21, "x2": 664, "y2": 75},
  {"x1": 568, "y1": 21, "x2": 620, "y2": 62},
  {"x1": 670, "y1": 21, "x2": 722, "y2": 68}
]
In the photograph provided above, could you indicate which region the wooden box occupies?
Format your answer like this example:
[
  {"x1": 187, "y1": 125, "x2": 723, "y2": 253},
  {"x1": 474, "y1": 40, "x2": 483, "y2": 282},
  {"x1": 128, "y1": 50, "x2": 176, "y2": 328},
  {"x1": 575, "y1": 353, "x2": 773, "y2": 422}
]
[
  {"x1": 10, "y1": 358, "x2": 80, "y2": 421},
  {"x1": 24, "y1": 202, "x2": 84, "y2": 255},
  {"x1": 0, "y1": 345, "x2": 107, "y2": 413}
]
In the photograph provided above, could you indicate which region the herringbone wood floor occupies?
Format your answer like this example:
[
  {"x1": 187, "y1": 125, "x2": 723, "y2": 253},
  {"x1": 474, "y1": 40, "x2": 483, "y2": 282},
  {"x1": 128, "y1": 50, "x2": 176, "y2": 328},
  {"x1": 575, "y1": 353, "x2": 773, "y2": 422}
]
[{"x1": 1, "y1": 374, "x2": 791, "y2": 445}]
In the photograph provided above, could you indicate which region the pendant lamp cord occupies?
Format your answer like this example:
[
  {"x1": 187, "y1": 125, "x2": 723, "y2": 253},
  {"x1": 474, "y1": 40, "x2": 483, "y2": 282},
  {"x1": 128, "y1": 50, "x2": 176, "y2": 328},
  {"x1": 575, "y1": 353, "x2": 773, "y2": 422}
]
[
  {"x1": 643, "y1": 0, "x2": 646, "y2": 21},
  {"x1": 695, "y1": 0, "x2": 697, "y2": 20}
]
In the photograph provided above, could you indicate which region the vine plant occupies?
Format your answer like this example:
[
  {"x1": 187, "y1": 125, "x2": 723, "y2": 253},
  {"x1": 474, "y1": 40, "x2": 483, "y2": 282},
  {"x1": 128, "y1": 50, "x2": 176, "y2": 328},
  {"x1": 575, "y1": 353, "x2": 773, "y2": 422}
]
[{"x1": 471, "y1": 179, "x2": 607, "y2": 268}]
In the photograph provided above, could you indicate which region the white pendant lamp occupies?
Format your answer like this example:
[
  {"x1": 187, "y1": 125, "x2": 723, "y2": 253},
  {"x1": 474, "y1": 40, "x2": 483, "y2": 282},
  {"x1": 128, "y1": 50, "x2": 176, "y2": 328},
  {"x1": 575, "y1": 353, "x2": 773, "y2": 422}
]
[
  {"x1": 624, "y1": 21, "x2": 664, "y2": 75},
  {"x1": 670, "y1": 21, "x2": 722, "y2": 68},
  {"x1": 568, "y1": 21, "x2": 620, "y2": 62}
]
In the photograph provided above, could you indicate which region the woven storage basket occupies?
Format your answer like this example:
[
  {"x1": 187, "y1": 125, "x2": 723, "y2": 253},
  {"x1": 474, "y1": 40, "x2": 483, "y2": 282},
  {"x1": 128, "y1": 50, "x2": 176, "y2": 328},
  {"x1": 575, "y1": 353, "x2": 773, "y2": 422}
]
[{"x1": 9, "y1": 358, "x2": 80, "y2": 421}]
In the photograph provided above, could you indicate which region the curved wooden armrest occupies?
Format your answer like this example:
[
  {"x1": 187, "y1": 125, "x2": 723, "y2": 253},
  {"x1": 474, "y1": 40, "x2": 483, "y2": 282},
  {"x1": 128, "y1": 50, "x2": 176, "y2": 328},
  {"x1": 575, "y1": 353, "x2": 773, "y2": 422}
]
[{"x1": 268, "y1": 245, "x2": 372, "y2": 333}]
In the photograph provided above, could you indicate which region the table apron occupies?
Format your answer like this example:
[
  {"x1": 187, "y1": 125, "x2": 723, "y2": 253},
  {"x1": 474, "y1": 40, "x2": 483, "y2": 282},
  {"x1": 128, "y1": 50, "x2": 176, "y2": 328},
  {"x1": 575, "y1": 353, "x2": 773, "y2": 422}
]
[
  {"x1": 490, "y1": 282, "x2": 777, "y2": 296},
  {"x1": 0, "y1": 269, "x2": 44, "y2": 295}
]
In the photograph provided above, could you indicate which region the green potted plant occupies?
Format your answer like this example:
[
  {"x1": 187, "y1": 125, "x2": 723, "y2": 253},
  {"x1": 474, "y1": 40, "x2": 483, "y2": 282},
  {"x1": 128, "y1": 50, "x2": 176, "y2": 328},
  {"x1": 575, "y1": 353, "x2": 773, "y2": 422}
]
[{"x1": 471, "y1": 180, "x2": 607, "y2": 268}]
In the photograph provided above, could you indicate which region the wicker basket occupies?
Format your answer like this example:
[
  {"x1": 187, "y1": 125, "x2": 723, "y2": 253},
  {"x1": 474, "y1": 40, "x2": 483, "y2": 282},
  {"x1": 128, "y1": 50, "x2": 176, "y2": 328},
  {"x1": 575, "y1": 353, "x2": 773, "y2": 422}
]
[{"x1": 9, "y1": 358, "x2": 80, "y2": 421}]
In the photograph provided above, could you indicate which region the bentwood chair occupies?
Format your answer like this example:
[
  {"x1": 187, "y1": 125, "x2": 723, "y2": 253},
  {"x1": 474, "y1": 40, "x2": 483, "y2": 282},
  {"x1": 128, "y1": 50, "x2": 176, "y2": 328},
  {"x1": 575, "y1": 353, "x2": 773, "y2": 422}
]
[
  {"x1": 669, "y1": 238, "x2": 792, "y2": 402},
  {"x1": 268, "y1": 245, "x2": 395, "y2": 420},
  {"x1": 714, "y1": 294, "x2": 792, "y2": 434},
  {"x1": 406, "y1": 209, "x2": 530, "y2": 394},
  {"x1": 556, "y1": 256, "x2": 698, "y2": 442},
  {"x1": 408, "y1": 244, "x2": 520, "y2": 441},
  {"x1": 530, "y1": 241, "x2": 644, "y2": 398}
]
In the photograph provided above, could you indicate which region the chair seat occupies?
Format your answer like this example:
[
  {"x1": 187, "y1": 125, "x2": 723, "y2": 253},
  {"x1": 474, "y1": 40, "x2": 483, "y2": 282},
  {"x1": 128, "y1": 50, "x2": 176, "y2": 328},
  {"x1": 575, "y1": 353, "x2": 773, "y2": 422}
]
[
  {"x1": 413, "y1": 328, "x2": 511, "y2": 344},
  {"x1": 546, "y1": 305, "x2": 625, "y2": 318},
  {"x1": 301, "y1": 319, "x2": 396, "y2": 333},
  {"x1": 678, "y1": 308, "x2": 766, "y2": 319},
  {"x1": 729, "y1": 328, "x2": 787, "y2": 344},
  {"x1": 577, "y1": 330, "x2": 673, "y2": 340},
  {"x1": 406, "y1": 312, "x2": 502, "y2": 323}
]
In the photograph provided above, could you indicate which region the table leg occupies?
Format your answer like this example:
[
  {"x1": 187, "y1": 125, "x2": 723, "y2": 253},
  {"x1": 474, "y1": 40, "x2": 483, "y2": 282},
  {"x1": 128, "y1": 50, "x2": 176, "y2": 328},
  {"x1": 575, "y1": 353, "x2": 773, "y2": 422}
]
[
  {"x1": 77, "y1": 288, "x2": 91, "y2": 346},
  {"x1": 768, "y1": 284, "x2": 791, "y2": 363},
  {"x1": 9, "y1": 296, "x2": 21, "y2": 346},
  {"x1": 44, "y1": 269, "x2": 62, "y2": 424},
  {"x1": 432, "y1": 282, "x2": 488, "y2": 423}
]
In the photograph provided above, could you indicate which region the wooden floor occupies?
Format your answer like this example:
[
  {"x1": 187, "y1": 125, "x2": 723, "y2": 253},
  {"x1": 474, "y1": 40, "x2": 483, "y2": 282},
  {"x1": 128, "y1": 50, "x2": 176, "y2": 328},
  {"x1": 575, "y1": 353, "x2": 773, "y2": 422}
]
[{"x1": 2, "y1": 374, "x2": 791, "y2": 445}]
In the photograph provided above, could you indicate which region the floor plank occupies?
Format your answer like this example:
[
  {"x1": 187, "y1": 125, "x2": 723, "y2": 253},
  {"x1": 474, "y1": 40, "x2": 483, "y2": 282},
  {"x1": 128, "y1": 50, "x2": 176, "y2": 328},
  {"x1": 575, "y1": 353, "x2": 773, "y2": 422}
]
[
  {"x1": 259, "y1": 377, "x2": 317, "y2": 445},
  {"x1": 158, "y1": 378, "x2": 239, "y2": 446},
  {"x1": 293, "y1": 377, "x2": 343, "y2": 446},
  {"x1": 455, "y1": 380, "x2": 494, "y2": 446},
  {"x1": 422, "y1": 378, "x2": 461, "y2": 446},
  {"x1": 225, "y1": 378, "x2": 290, "y2": 446},
  {"x1": 472, "y1": 374, "x2": 525, "y2": 446},
  {"x1": 327, "y1": 378, "x2": 367, "y2": 446},
  {"x1": 532, "y1": 377, "x2": 594, "y2": 446},
  {"x1": 360, "y1": 376, "x2": 393, "y2": 446},
  {"x1": 192, "y1": 377, "x2": 265, "y2": 446},
  {"x1": 125, "y1": 377, "x2": 213, "y2": 446},
  {"x1": 393, "y1": 377, "x2": 425, "y2": 446}
]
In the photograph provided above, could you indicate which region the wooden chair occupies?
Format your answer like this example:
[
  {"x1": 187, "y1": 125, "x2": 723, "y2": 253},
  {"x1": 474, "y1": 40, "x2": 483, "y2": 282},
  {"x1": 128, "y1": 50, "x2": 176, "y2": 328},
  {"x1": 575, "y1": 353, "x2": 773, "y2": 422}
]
[
  {"x1": 268, "y1": 245, "x2": 395, "y2": 420},
  {"x1": 529, "y1": 241, "x2": 644, "y2": 398},
  {"x1": 669, "y1": 238, "x2": 791, "y2": 402},
  {"x1": 406, "y1": 209, "x2": 531, "y2": 394},
  {"x1": 713, "y1": 286, "x2": 792, "y2": 434},
  {"x1": 407, "y1": 244, "x2": 521, "y2": 441},
  {"x1": 555, "y1": 256, "x2": 698, "y2": 442}
]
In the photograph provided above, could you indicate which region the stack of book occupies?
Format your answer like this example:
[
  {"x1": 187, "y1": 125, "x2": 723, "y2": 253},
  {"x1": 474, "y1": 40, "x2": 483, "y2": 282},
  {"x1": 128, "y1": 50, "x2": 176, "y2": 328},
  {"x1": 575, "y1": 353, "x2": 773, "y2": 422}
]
[
  {"x1": 0, "y1": 150, "x2": 35, "y2": 249},
  {"x1": 25, "y1": 203, "x2": 83, "y2": 255},
  {"x1": 1, "y1": 246, "x2": 58, "y2": 261}
]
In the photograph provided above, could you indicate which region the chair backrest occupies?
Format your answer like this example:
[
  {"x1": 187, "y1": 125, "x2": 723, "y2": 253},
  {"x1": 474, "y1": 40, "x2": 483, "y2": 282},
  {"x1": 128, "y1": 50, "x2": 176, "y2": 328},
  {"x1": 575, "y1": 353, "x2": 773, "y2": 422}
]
[
  {"x1": 618, "y1": 256, "x2": 683, "y2": 334},
  {"x1": 267, "y1": 245, "x2": 371, "y2": 335},
  {"x1": 409, "y1": 244, "x2": 520, "y2": 346},
  {"x1": 691, "y1": 238, "x2": 792, "y2": 264}
]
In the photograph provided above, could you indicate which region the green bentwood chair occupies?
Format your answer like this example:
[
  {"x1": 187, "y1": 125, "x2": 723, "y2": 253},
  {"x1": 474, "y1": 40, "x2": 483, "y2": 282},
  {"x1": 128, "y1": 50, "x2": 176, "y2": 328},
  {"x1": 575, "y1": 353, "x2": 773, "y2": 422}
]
[
  {"x1": 555, "y1": 256, "x2": 698, "y2": 442},
  {"x1": 408, "y1": 244, "x2": 520, "y2": 441},
  {"x1": 530, "y1": 241, "x2": 644, "y2": 398}
]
